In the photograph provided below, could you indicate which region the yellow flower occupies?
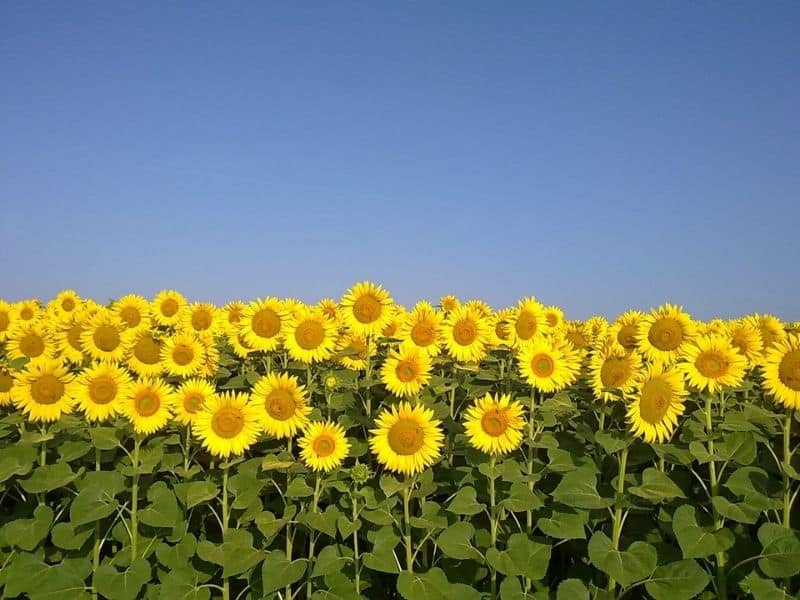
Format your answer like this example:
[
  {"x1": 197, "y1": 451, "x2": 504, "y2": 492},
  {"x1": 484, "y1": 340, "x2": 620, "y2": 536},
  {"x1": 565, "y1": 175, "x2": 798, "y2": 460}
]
[
  {"x1": 72, "y1": 363, "x2": 133, "y2": 423},
  {"x1": 510, "y1": 297, "x2": 546, "y2": 347},
  {"x1": 439, "y1": 295, "x2": 460, "y2": 313},
  {"x1": 336, "y1": 333, "x2": 374, "y2": 371},
  {"x1": 380, "y1": 343, "x2": 432, "y2": 398},
  {"x1": 251, "y1": 372, "x2": 310, "y2": 439},
  {"x1": 517, "y1": 338, "x2": 581, "y2": 393},
  {"x1": 174, "y1": 378, "x2": 216, "y2": 426},
  {"x1": 221, "y1": 301, "x2": 247, "y2": 336},
  {"x1": 761, "y1": 334, "x2": 800, "y2": 409},
  {"x1": 121, "y1": 378, "x2": 175, "y2": 435},
  {"x1": 183, "y1": 302, "x2": 221, "y2": 337},
  {"x1": 127, "y1": 330, "x2": 165, "y2": 377},
  {"x1": 463, "y1": 393, "x2": 525, "y2": 456},
  {"x1": 193, "y1": 391, "x2": 262, "y2": 459},
  {"x1": 50, "y1": 290, "x2": 81, "y2": 323},
  {"x1": 563, "y1": 321, "x2": 591, "y2": 353},
  {"x1": 542, "y1": 305, "x2": 565, "y2": 331},
  {"x1": 12, "y1": 359, "x2": 75, "y2": 422},
  {"x1": 727, "y1": 319, "x2": 763, "y2": 367},
  {"x1": 0, "y1": 300, "x2": 14, "y2": 342},
  {"x1": 12, "y1": 299, "x2": 41, "y2": 323},
  {"x1": 609, "y1": 310, "x2": 645, "y2": 351},
  {"x1": 680, "y1": 335, "x2": 747, "y2": 393},
  {"x1": 152, "y1": 290, "x2": 188, "y2": 327},
  {"x1": 81, "y1": 311, "x2": 131, "y2": 363},
  {"x1": 228, "y1": 331, "x2": 255, "y2": 359},
  {"x1": 284, "y1": 308, "x2": 336, "y2": 364},
  {"x1": 113, "y1": 294, "x2": 151, "y2": 332},
  {"x1": 637, "y1": 304, "x2": 696, "y2": 365},
  {"x1": 627, "y1": 364, "x2": 687, "y2": 444},
  {"x1": 240, "y1": 297, "x2": 285, "y2": 352},
  {"x1": 299, "y1": 421, "x2": 350, "y2": 471},
  {"x1": 160, "y1": 333, "x2": 205, "y2": 378},
  {"x1": 399, "y1": 301, "x2": 443, "y2": 356},
  {"x1": 316, "y1": 298, "x2": 341, "y2": 325},
  {"x1": 54, "y1": 312, "x2": 90, "y2": 363},
  {"x1": 369, "y1": 402, "x2": 443, "y2": 476},
  {"x1": 442, "y1": 306, "x2": 491, "y2": 363},
  {"x1": 753, "y1": 314, "x2": 787, "y2": 351},
  {"x1": 0, "y1": 366, "x2": 14, "y2": 406},
  {"x1": 589, "y1": 342, "x2": 642, "y2": 402},
  {"x1": 340, "y1": 281, "x2": 394, "y2": 337},
  {"x1": 6, "y1": 320, "x2": 57, "y2": 363}
]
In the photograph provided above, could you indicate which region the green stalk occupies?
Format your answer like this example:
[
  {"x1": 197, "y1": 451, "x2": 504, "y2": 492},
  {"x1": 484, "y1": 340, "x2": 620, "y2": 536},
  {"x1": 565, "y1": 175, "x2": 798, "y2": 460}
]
[
  {"x1": 526, "y1": 388, "x2": 537, "y2": 531},
  {"x1": 221, "y1": 465, "x2": 230, "y2": 600},
  {"x1": 364, "y1": 335, "x2": 372, "y2": 417},
  {"x1": 783, "y1": 410, "x2": 793, "y2": 528},
  {"x1": 130, "y1": 436, "x2": 141, "y2": 560},
  {"x1": 706, "y1": 393, "x2": 727, "y2": 600},
  {"x1": 607, "y1": 446, "x2": 629, "y2": 593},
  {"x1": 92, "y1": 447, "x2": 102, "y2": 600},
  {"x1": 403, "y1": 480, "x2": 413, "y2": 572},
  {"x1": 285, "y1": 441, "x2": 294, "y2": 600},
  {"x1": 38, "y1": 423, "x2": 47, "y2": 506},
  {"x1": 489, "y1": 456, "x2": 498, "y2": 600},
  {"x1": 352, "y1": 492, "x2": 361, "y2": 593},
  {"x1": 183, "y1": 424, "x2": 192, "y2": 473},
  {"x1": 306, "y1": 473, "x2": 322, "y2": 599}
]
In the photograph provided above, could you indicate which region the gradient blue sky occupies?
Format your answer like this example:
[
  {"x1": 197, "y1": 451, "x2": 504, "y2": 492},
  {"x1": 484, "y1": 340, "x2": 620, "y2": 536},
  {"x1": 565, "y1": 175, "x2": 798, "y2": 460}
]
[{"x1": 1, "y1": 2, "x2": 798, "y2": 320}]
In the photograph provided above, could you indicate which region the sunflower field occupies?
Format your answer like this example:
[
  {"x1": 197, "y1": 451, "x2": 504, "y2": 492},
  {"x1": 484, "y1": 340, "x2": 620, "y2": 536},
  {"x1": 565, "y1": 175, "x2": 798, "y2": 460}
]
[{"x1": 0, "y1": 285, "x2": 799, "y2": 600}]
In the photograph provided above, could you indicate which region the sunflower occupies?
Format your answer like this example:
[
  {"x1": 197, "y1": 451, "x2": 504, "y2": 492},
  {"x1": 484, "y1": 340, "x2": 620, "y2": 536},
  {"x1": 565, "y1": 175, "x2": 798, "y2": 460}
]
[
  {"x1": 54, "y1": 313, "x2": 89, "y2": 363},
  {"x1": 637, "y1": 304, "x2": 696, "y2": 365},
  {"x1": 240, "y1": 297, "x2": 285, "y2": 352},
  {"x1": 589, "y1": 342, "x2": 642, "y2": 402},
  {"x1": 381, "y1": 305, "x2": 406, "y2": 338},
  {"x1": 251, "y1": 372, "x2": 311, "y2": 439},
  {"x1": 442, "y1": 306, "x2": 491, "y2": 363},
  {"x1": 626, "y1": 364, "x2": 688, "y2": 443},
  {"x1": 563, "y1": 321, "x2": 592, "y2": 353},
  {"x1": 183, "y1": 302, "x2": 221, "y2": 337},
  {"x1": 152, "y1": 290, "x2": 188, "y2": 327},
  {"x1": 336, "y1": 333, "x2": 374, "y2": 371},
  {"x1": 193, "y1": 391, "x2": 262, "y2": 459},
  {"x1": 609, "y1": 311, "x2": 645, "y2": 351},
  {"x1": 298, "y1": 421, "x2": 351, "y2": 471},
  {"x1": 113, "y1": 294, "x2": 151, "y2": 332},
  {"x1": 698, "y1": 319, "x2": 727, "y2": 336},
  {"x1": 340, "y1": 281, "x2": 394, "y2": 337},
  {"x1": 0, "y1": 367, "x2": 15, "y2": 406},
  {"x1": 463, "y1": 393, "x2": 525, "y2": 456},
  {"x1": 381, "y1": 343, "x2": 432, "y2": 398},
  {"x1": 120, "y1": 378, "x2": 175, "y2": 435},
  {"x1": 81, "y1": 311, "x2": 130, "y2": 363},
  {"x1": 510, "y1": 297, "x2": 546, "y2": 346},
  {"x1": 160, "y1": 334, "x2": 205, "y2": 378},
  {"x1": 586, "y1": 316, "x2": 610, "y2": 339},
  {"x1": 71, "y1": 363, "x2": 133, "y2": 423},
  {"x1": 761, "y1": 335, "x2": 800, "y2": 409},
  {"x1": 228, "y1": 331, "x2": 255, "y2": 360},
  {"x1": 174, "y1": 378, "x2": 216, "y2": 425},
  {"x1": 399, "y1": 301, "x2": 443, "y2": 356},
  {"x1": 542, "y1": 305, "x2": 565, "y2": 331},
  {"x1": 754, "y1": 314, "x2": 787, "y2": 351},
  {"x1": 6, "y1": 320, "x2": 56, "y2": 363},
  {"x1": 50, "y1": 290, "x2": 81, "y2": 322},
  {"x1": 13, "y1": 299, "x2": 41, "y2": 323},
  {"x1": 221, "y1": 301, "x2": 247, "y2": 336},
  {"x1": 282, "y1": 298, "x2": 307, "y2": 322},
  {"x1": 439, "y1": 295, "x2": 460, "y2": 313},
  {"x1": 726, "y1": 319, "x2": 763, "y2": 367},
  {"x1": 316, "y1": 298, "x2": 341, "y2": 325},
  {"x1": 369, "y1": 402, "x2": 443, "y2": 476},
  {"x1": 517, "y1": 338, "x2": 581, "y2": 393},
  {"x1": 0, "y1": 300, "x2": 14, "y2": 341},
  {"x1": 680, "y1": 335, "x2": 747, "y2": 393},
  {"x1": 12, "y1": 359, "x2": 75, "y2": 422},
  {"x1": 199, "y1": 335, "x2": 220, "y2": 378},
  {"x1": 127, "y1": 330, "x2": 165, "y2": 377},
  {"x1": 488, "y1": 308, "x2": 514, "y2": 348},
  {"x1": 284, "y1": 307, "x2": 336, "y2": 364}
]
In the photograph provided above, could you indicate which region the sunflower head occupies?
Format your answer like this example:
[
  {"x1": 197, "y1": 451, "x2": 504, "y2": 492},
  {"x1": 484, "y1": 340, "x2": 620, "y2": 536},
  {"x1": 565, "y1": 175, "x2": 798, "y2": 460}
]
[
  {"x1": 152, "y1": 290, "x2": 188, "y2": 327},
  {"x1": 81, "y1": 310, "x2": 131, "y2": 363},
  {"x1": 626, "y1": 364, "x2": 688, "y2": 444},
  {"x1": 160, "y1": 333, "x2": 205, "y2": 378},
  {"x1": 121, "y1": 378, "x2": 175, "y2": 435},
  {"x1": 0, "y1": 367, "x2": 14, "y2": 406},
  {"x1": 340, "y1": 281, "x2": 394, "y2": 336},
  {"x1": 221, "y1": 301, "x2": 247, "y2": 335},
  {"x1": 251, "y1": 372, "x2": 310, "y2": 439},
  {"x1": 6, "y1": 320, "x2": 56, "y2": 363},
  {"x1": 400, "y1": 301, "x2": 443, "y2": 355},
  {"x1": 442, "y1": 306, "x2": 491, "y2": 363},
  {"x1": 285, "y1": 308, "x2": 336, "y2": 364},
  {"x1": 299, "y1": 421, "x2": 351, "y2": 471},
  {"x1": 637, "y1": 304, "x2": 696, "y2": 365},
  {"x1": 761, "y1": 335, "x2": 800, "y2": 409},
  {"x1": 0, "y1": 300, "x2": 14, "y2": 341},
  {"x1": 511, "y1": 297, "x2": 546, "y2": 346},
  {"x1": 680, "y1": 334, "x2": 747, "y2": 393},
  {"x1": 113, "y1": 294, "x2": 151, "y2": 331},
  {"x1": 128, "y1": 330, "x2": 165, "y2": 377},
  {"x1": 336, "y1": 333, "x2": 374, "y2": 371},
  {"x1": 726, "y1": 319, "x2": 763, "y2": 367},
  {"x1": 174, "y1": 378, "x2": 216, "y2": 426},
  {"x1": 609, "y1": 310, "x2": 645, "y2": 351},
  {"x1": 193, "y1": 391, "x2": 262, "y2": 459},
  {"x1": 72, "y1": 363, "x2": 133, "y2": 423},
  {"x1": 463, "y1": 393, "x2": 526, "y2": 456},
  {"x1": 589, "y1": 343, "x2": 642, "y2": 402},
  {"x1": 439, "y1": 295, "x2": 460, "y2": 313},
  {"x1": 240, "y1": 297, "x2": 285, "y2": 352},
  {"x1": 380, "y1": 343, "x2": 432, "y2": 398},
  {"x1": 369, "y1": 402, "x2": 443, "y2": 476},
  {"x1": 517, "y1": 337, "x2": 581, "y2": 393},
  {"x1": 12, "y1": 359, "x2": 75, "y2": 422}
]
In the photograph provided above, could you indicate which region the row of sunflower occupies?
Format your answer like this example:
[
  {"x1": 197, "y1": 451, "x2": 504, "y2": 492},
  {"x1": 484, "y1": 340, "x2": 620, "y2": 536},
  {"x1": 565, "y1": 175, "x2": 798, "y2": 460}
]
[{"x1": 0, "y1": 284, "x2": 798, "y2": 600}]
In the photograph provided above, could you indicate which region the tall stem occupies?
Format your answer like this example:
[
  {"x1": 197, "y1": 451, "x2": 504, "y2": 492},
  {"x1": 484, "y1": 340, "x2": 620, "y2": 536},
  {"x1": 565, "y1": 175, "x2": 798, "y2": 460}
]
[
  {"x1": 403, "y1": 480, "x2": 413, "y2": 572},
  {"x1": 183, "y1": 424, "x2": 192, "y2": 473},
  {"x1": 706, "y1": 393, "x2": 727, "y2": 600},
  {"x1": 364, "y1": 335, "x2": 372, "y2": 417},
  {"x1": 526, "y1": 388, "x2": 537, "y2": 530},
  {"x1": 783, "y1": 410, "x2": 793, "y2": 528},
  {"x1": 285, "y1": 441, "x2": 294, "y2": 600},
  {"x1": 352, "y1": 492, "x2": 361, "y2": 594},
  {"x1": 221, "y1": 465, "x2": 230, "y2": 600},
  {"x1": 130, "y1": 436, "x2": 141, "y2": 560},
  {"x1": 489, "y1": 456, "x2": 498, "y2": 600},
  {"x1": 92, "y1": 447, "x2": 102, "y2": 600},
  {"x1": 39, "y1": 424, "x2": 47, "y2": 467},
  {"x1": 607, "y1": 445, "x2": 629, "y2": 593},
  {"x1": 306, "y1": 473, "x2": 322, "y2": 599}
]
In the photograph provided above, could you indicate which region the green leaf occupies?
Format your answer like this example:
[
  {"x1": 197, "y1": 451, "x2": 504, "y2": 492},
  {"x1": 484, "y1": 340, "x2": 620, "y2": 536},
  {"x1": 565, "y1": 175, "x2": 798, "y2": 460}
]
[
  {"x1": 88, "y1": 427, "x2": 122, "y2": 450},
  {"x1": 552, "y1": 468, "x2": 612, "y2": 510},
  {"x1": 173, "y1": 480, "x2": 219, "y2": 509},
  {"x1": 672, "y1": 504, "x2": 734, "y2": 559},
  {"x1": 724, "y1": 467, "x2": 774, "y2": 498},
  {"x1": 409, "y1": 501, "x2": 447, "y2": 530},
  {"x1": 3, "y1": 553, "x2": 89, "y2": 599},
  {"x1": 587, "y1": 531, "x2": 656, "y2": 588},
  {"x1": 286, "y1": 477, "x2": 314, "y2": 498},
  {"x1": 2, "y1": 504, "x2": 53, "y2": 551},
  {"x1": 0, "y1": 444, "x2": 37, "y2": 483},
  {"x1": 537, "y1": 508, "x2": 587, "y2": 540},
  {"x1": 644, "y1": 559, "x2": 711, "y2": 600},
  {"x1": 156, "y1": 535, "x2": 197, "y2": 571},
  {"x1": 556, "y1": 579, "x2": 589, "y2": 600},
  {"x1": 757, "y1": 523, "x2": 800, "y2": 577},
  {"x1": 70, "y1": 485, "x2": 119, "y2": 526},
  {"x1": 447, "y1": 486, "x2": 486, "y2": 515},
  {"x1": 380, "y1": 474, "x2": 407, "y2": 498},
  {"x1": 302, "y1": 505, "x2": 343, "y2": 538},
  {"x1": 57, "y1": 440, "x2": 92, "y2": 462},
  {"x1": 486, "y1": 533, "x2": 551, "y2": 581},
  {"x1": 716, "y1": 431, "x2": 757, "y2": 465},
  {"x1": 138, "y1": 481, "x2": 180, "y2": 528},
  {"x1": 52, "y1": 521, "x2": 94, "y2": 550},
  {"x1": 197, "y1": 529, "x2": 265, "y2": 577},
  {"x1": 711, "y1": 495, "x2": 761, "y2": 524},
  {"x1": 437, "y1": 521, "x2": 482, "y2": 561},
  {"x1": 158, "y1": 566, "x2": 211, "y2": 600},
  {"x1": 629, "y1": 468, "x2": 686, "y2": 503},
  {"x1": 20, "y1": 462, "x2": 79, "y2": 494},
  {"x1": 739, "y1": 571, "x2": 794, "y2": 600},
  {"x1": 93, "y1": 558, "x2": 151, "y2": 600},
  {"x1": 311, "y1": 544, "x2": 349, "y2": 578},
  {"x1": 499, "y1": 576, "x2": 539, "y2": 599},
  {"x1": 397, "y1": 567, "x2": 482, "y2": 600},
  {"x1": 500, "y1": 482, "x2": 543, "y2": 512},
  {"x1": 595, "y1": 430, "x2": 630, "y2": 454},
  {"x1": 261, "y1": 550, "x2": 307, "y2": 595}
]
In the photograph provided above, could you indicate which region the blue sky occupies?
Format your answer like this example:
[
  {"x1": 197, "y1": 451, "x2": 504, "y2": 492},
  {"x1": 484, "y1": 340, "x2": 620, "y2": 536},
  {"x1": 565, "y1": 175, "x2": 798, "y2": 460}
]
[{"x1": 1, "y1": 2, "x2": 798, "y2": 320}]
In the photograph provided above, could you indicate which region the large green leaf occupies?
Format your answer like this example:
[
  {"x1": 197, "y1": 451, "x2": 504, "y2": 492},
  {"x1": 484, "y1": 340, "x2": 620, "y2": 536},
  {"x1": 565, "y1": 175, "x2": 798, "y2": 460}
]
[
  {"x1": 757, "y1": 523, "x2": 800, "y2": 578},
  {"x1": 3, "y1": 553, "x2": 89, "y2": 599},
  {"x1": 672, "y1": 504, "x2": 733, "y2": 559},
  {"x1": 552, "y1": 468, "x2": 612, "y2": 510},
  {"x1": 93, "y1": 558, "x2": 151, "y2": 600},
  {"x1": 173, "y1": 480, "x2": 218, "y2": 509},
  {"x1": 537, "y1": 508, "x2": 587, "y2": 540},
  {"x1": 397, "y1": 567, "x2": 482, "y2": 600},
  {"x1": 20, "y1": 462, "x2": 79, "y2": 494},
  {"x1": 629, "y1": 468, "x2": 685, "y2": 502},
  {"x1": 587, "y1": 531, "x2": 656, "y2": 588},
  {"x1": 311, "y1": 544, "x2": 349, "y2": 578},
  {"x1": 138, "y1": 481, "x2": 181, "y2": 528},
  {"x1": 70, "y1": 485, "x2": 119, "y2": 526},
  {"x1": 261, "y1": 550, "x2": 307, "y2": 595},
  {"x1": 2, "y1": 505, "x2": 53, "y2": 551},
  {"x1": 644, "y1": 559, "x2": 711, "y2": 600},
  {"x1": 447, "y1": 486, "x2": 486, "y2": 515},
  {"x1": 436, "y1": 521, "x2": 482, "y2": 561},
  {"x1": 486, "y1": 533, "x2": 551, "y2": 581},
  {"x1": 0, "y1": 444, "x2": 37, "y2": 483}
]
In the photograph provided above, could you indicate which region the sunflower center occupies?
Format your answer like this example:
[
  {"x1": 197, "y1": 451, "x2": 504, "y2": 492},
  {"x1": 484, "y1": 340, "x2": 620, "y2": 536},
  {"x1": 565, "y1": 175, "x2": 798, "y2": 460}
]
[
  {"x1": 120, "y1": 307, "x2": 141, "y2": 328},
  {"x1": 134, "y1": 336, "x2": 161, "y2": 364},
  {"x1": 31, "y1": 374, "x2": 64, "y2": 405},
  {"x1": 93, "y1": 326, "x2": 120, "y2": 352},
  {"x1": 172, "y1": 344, "x2": 195, "y2": 366},
  {"x1": 567, "y1": 331, "x2": 588, "y2": 349},
  {"x1": 617, "y1": 325, "x2": 638, "y2": 349},
  {"x1": 495, "y1": 321, "x2": 510, "y2": 340},
  {"x1": 20, "y1": 307, "x2": 34, "y2": 320},
  {"x1": 252, "y1": 308, "x2": 281, "y2": 338},
  {"x1": 696, "y1": 350, "x2": 728, "y2": 379},
  {"x1": 601, "y1": 358, "x2": 630, "y2": 387},
  {"x1": 295, "y1": 320, "x2": 325, "y2": 350},
  {"x1": 20, "y1": 333, "x2": 45, "y2": 358},
  {"x1": 0, "y1": 371, "x2": 13, "y2": 393},
  {"x1": 648, "y1": 318, "x2": 683, "y2": 351},
  {"x1": 546, "y1": 313, "x2": 559, "y2": 328},
  {"x1": 531, "y1": 353, "x2": 555, "y2": 377},
  {"x1": 515, "y1": 311, "x2": 538, "y2": 340},
  {"x1": 352, "y1": 295, "x2": 382, "y2": 324},
  {"x1": 161, "y1": 298, "x2": 179, "y2": 317},
  {"x1": 778, "y1": 350, "x2": 800, "y2": 392},
  {"x1": 481, "y1": 409, "x2": 509, "y2": 437},
  {"x1": 191, "y1": 310, "x2": 213, "y2": 331},
  {"x1": 411, "y1": 322, "x2": 436, "y2": 346},
  {"x1": 0, "y1": 311, "x2": 10, "y2": 332},
  {"x1": 383, "y1": 322, "x2": 399, "y2": 336},
  {"x1": 387, "y1": 418, "x2": 425, "y2": 455},
  {"x1": 211, "y1": 407, "x2": 244, "y2": 439},
  {"x1": 453, "y1": 319, "x2": 478, "y2": 345},
  {"x1": 183, "y1": 392, "x2": 204, "y2": 413},
  {"x1": 89, "y1": 376, "x2": 117, "y2": 404},
  {"x1": 395, "y1": 360, "x2": 418, "y2": 383},
  {"x1": 266, "y1": 389, "x2": 296, "y2": 421},
  {"x1": 639, "y1": 379, "x2": 673, "y2": 424},
  {"x1": 134, "y1": 392, "x2": 160, "y2": 417},
  {"x1": 61, "y1": 298, "x2": 76, "y2": 311},
  {"x1": 312, "y1": 434, "x2": 336, "y2": 458}
]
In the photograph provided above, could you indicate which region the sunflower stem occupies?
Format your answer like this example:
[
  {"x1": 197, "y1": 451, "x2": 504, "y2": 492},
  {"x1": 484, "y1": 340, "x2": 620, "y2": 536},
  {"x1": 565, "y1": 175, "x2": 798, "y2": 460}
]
[
  {"x1": 489, "y1": 456, "x2": 498, "y2": 600},
  {"x1": 607, "y1": 445, "x2": 628, "y2": 593},
  {"x1": 37, "y1": 423, "x2": 47, "y2": 506},
  {"x1": 403, "y1": 479, "x2": 414, "y2": 572},
  {"x1": 306, "y1": 473, "x2": 322, "y2": 599},
  {"x1": 705, "y1": 393, "x2": 727, "y2": 600},
  {"x1": 130, "y1": 436, "x2": 141, "y2": 560},
  {"x1": 92, "y1": 447, "x2": 102, "y2": 600},
  {"x1": 783, "y1": 410, "x2": 794, "y2": 528},
  {"x1": 352, "y1": 491, "x2": 361, "y2": 594},
  {"x1": 525, "y1": 388, "x2": 537, "y2": 531},
  {"x1": 221, "y1": 464, "x2": 230, "y2": 600},
  {"x1": 285, "y1": 440, "x2": 294, "y2": 600},
  {"x1": 183, "y1": 424, "x2": 192, "y2": 474},
  {"x1": 364, "y1": 335, "x2": 372, "y2": 417}
]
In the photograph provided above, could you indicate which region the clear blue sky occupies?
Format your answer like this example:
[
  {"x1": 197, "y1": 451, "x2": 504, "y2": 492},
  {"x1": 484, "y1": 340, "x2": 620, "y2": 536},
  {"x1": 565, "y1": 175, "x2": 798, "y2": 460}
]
[{"x1": 1, "y1": 2, "x2": 798, "y2": 320}]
